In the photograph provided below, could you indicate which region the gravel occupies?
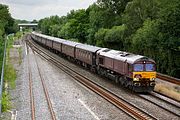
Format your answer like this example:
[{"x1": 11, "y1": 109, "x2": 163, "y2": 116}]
[{"x1": 10, "y1": 44, "x2": 31, "y2": 120}]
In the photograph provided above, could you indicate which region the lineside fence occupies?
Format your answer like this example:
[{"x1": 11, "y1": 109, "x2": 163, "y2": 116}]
[{"x1": 0, "y1": 37, "x2": 7, "y2": 115}]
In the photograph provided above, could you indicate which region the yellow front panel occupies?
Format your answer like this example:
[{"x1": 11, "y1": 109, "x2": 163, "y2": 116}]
[{"x1": 133, "y1": 72, "x2": 156, "y2": 79}]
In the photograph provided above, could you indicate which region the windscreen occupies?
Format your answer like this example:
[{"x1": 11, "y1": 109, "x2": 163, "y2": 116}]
[
  {"x1": 145, "y1": 64, "x2": 155, "y2": 71},
  {"x1": 134, "y1": 64, "x2": 143, "y2": 71}
]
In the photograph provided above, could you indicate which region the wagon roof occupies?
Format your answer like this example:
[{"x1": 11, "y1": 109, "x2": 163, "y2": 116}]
[
  {"x1": 76, "y1": 44, "x2": 101, "y2": 52},
  {"x1": 32, "y1": 32, "x2": 41, "y2": 36},
  {"x1": 53, "y1": 37, "x2": 66, "y2": 43},
  {"x1": 33, "y1": 32, "x2": 51, "y2": 39},
  {"x1": 35, "y1": 32, "x2": 48, "y2": 38},
  {"x1": 62, "y1": 40, "x2": 80, "y2": 47}
]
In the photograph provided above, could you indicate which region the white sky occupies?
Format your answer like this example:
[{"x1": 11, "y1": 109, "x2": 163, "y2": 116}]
[{"x1": 1, "y1": 0, "x2": 97, "y2": 21}]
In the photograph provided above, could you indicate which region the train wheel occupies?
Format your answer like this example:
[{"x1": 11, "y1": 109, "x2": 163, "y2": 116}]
[{"x1": 115, "y1": 76, "x2": 119, "y2": 84}]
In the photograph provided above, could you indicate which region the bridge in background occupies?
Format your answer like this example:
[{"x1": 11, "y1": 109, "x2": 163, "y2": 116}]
[{"x1": 18, "y1": 23, "x2": 38, "y2": 31}]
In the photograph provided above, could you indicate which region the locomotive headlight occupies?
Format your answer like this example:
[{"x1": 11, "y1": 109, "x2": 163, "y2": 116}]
[
  {"x1": 134, "y1": 78, "x2": 139, "y2": 81},
  {"x1": 150, "y1": 78, "x2": 155, "y2": 81}
]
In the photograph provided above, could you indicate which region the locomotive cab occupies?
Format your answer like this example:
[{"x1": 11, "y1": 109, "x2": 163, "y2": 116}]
[{"x1": 132, "y1": 58, "x2": 156, "y2": 92}]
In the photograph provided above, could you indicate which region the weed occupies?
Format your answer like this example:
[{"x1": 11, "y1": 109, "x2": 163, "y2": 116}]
[
  {"x1": 18, "y1": 47, "x2": 22, "y2": 65},
  {"x1": 4, "y1": 63, "x2": 16, "y2": 89},
  {"x1": 2, "y1": 92, "x2": 11, "y2": 112},
  {"x1": 155, "y1": 83, "x2": 180, "y2": 101}
]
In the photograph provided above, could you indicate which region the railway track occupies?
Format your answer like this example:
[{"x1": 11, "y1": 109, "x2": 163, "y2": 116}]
[
  {"x1": 157, "y1": 73, "x2": 180, "y2": 85},
  {"x1": 27, "y1": 45, "x2": 35, "y2": 120},
  {"x1": 27, "y1": 40, "x2": 158, "y2": 120},
  {"x1": 151, "y1": 91, "x2": 180, "y2": 107},
  {"x1": 138, "y1": 92, "x2": 180, "y2": 117},
  {"x1": 27, "y1": 44, "x2": 56, "y2": 120}
]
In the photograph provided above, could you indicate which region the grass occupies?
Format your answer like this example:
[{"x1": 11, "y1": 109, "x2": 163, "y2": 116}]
[
  {"x1": 155, "y1": 83, "x2": 180, "y2": 101},
  {"x1": 2, "y1": 52, "x2": 16, "y2": 112},
  {"x1": 1, "y1": 33, "x2": 19, "y2": 112},
  {"x1": 18, "y1": 47, "x2": 22, "y2": 65},
  {"x1": 4, "y1": 63, "x2": 17, "y2": 89},
  {"x1": 2, "y1": 91, "x2": 11, "y2": 112}
]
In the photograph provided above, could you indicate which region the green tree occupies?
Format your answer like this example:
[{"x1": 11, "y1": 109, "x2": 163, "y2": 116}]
[
  {"x1": 157, "y1": 0, "x2": 180, "y2": 77},
  {"x1": 123, "y1": 0, "x2": 159, "y2": 35},
  {"x1": 131, "y1": 0, "x2": 180, "y2": 78},
  {"x1": 58, "y1": 19, "x2": 78, "y2": 39},
  {"x1": 0, "y1": 4, "x2": 16, "y2": 34},
  {"x1": 104, "y1": 25, "x2": 127, "y2": 50},
  {"x1": 95, "y1": 28, "x2": 108, "y2": 47}
]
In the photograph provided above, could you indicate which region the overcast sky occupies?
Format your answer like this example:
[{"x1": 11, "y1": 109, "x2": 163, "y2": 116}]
[{"x1": 1, "y1": 0, "x2": 97, "y2": 21}]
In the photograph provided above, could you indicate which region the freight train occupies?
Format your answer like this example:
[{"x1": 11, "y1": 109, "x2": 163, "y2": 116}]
[{"x1": 30, "y1": 32, "x2": 156, "y2": 92}]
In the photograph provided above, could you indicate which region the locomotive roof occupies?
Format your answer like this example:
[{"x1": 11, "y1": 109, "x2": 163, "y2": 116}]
[
  {"x1": 76, "y1": 44, "x2": 101, "y2": 53},
  {"x1": 97, "y1": 48, "x2": 153, "y2": 64}
]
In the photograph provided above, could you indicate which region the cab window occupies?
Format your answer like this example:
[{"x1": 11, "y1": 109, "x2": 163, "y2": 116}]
[
  {"x1": 134, "y1": 64, "x2": 143, "y2": 71},
  {"x1": 145, "y1": 64, "x2": 154, "y2": 71}
]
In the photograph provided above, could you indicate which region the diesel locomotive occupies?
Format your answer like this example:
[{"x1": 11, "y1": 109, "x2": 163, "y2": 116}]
[{"x1": 30, "y1": 32, "x2": 156, "y2": 92}]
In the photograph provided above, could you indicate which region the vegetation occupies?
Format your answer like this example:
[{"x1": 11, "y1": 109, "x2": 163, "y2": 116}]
[
  {"x1": 0, "y1": 3, "x2": 33, "y2": 112},
  {"x1": 0, "y1": 4, "x2": 18, "y2": 71},
  {"x1": 2, "y1": 92, "x2": 11, "y2": 112},
  {"x1": 38, "y1": 0, "x2": 180, "y2": 78},
  {"x1": 155, "y1": 83, "x2": 180, "y2": 101},
  {"x1": 18, "y1": 47, "x2": 22, "y2": 65},
  {"x1": 4, "y1": 35, "x2": 17, "y2": 89},
  {"x1": 0, "y1": 4, "x2": 18, "y2": 112},
  {"x1": 2, "y1": 33, "x2": 22, "y2": 112}
]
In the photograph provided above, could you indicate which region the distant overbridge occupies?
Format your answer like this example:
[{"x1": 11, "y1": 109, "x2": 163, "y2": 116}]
[{"x1": 18, "y1": 23, "x2": 38, "y2": 31}]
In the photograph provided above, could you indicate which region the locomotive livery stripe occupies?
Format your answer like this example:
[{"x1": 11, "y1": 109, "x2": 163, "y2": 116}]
[{"x1": 133, "y1": 72, "x2": 156, "y2": 79}]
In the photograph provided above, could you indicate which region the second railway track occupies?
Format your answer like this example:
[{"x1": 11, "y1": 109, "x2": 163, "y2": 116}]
[
  {"x1": 27, "y1": 45, "x2": 35, "y2": 120},
  {"x1": 138, "y1": 92, "x2": 180, "y2": 117},
  {"x1": 27, "y1": 44, "x2": 56, "y2": 120}
]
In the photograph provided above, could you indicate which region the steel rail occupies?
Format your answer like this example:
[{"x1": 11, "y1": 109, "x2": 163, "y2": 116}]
[
  {"x1": 139, "y1": 93, "x2": 180, "y2": 117},
  {"x1": 151, "y1": 92, "x2": 180, "y2": 108},
  {"x1": 157, "y1": 73, "x2": 180, "y2": 85},
  {"x1": 153, "y1": 91, "x2": 180, "y2": 103},
  {"x1": 27, "y1": 46, "x2": 36, "y2": 120},
  {"x1": 27, "y1": 40, "x2": 158, "y2": 120},
  {"x1": 32, "y1": 49, "x2": 56, "y2": 120}
]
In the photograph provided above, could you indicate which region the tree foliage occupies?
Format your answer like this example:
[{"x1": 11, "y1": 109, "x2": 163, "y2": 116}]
[
  {"x1": 38, "y1": 0, "x2": 180, "y2": 78},
  {"x1": 0, "y1": 4, "x2": 17, "y2": 75}
]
